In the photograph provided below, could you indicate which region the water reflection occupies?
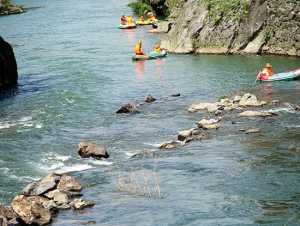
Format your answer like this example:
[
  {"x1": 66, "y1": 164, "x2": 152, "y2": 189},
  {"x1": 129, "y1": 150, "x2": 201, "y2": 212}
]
[
  {"x1": 122, "y1": 29, "x2": 135, "y2": 43},
  {"x1": 262, "y1": 82, "x2": 274, "y2": 101},
  {"x1": 134, "y1": 60, "x2": 145, "y2": 81}
]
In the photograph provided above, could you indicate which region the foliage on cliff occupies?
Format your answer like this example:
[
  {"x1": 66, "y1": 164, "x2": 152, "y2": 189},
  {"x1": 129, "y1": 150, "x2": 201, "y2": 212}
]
[
  {"x1": 127, "y1": 0, "x2": 153, "y2": 16},
  {"x1": 0, "y1": 0, "x2": 25, "y2": 16}
]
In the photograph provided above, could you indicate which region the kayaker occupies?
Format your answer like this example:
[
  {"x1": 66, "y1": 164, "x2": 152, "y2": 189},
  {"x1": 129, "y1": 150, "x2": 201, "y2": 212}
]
[
  {"x1": 260, "y1": 63, "x2": 273, "y2": 77},
  {"x1": 127, "y1": 15, "x2": 133, "y2": 23},
  {"x1": 154, "y1": 44, "x2": 161, "y2": 53},
  {"x1": 121, "y1": 14, "x2": 127, "y2": 24},
  {"x1": 139, "y1": 16, "x2": 144, "y2": 22},
  {"x1": 135, "y1": 41, "x2": 146, "y2": 55}
]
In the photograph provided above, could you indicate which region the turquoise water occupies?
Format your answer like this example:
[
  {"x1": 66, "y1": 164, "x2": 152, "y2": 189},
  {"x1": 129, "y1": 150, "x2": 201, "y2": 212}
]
[{"x1": 1, "y1": 0, "x2": 300, "y2": 225}]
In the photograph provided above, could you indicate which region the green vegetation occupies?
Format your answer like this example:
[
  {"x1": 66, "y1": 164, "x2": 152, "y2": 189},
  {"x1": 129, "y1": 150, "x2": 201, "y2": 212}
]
[
  {"x1": 127, "y1": 0, "x2": 152, "y2": 16},
  {"x1": 218, "y1": 96, "x2": 229, "y2": 102},
  {"x1": 201, "y1": 0, "x2": 250, "y2": 24},
  {"x1": 263, "y1": 29, "x2": 275, "y2": 44}
]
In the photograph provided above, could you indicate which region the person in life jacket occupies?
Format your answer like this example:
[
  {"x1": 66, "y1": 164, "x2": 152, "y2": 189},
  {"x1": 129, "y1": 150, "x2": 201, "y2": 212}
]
[
  {"x1": 260, "y1": 63, "x2": 273, "y2": 77},
  {"x1": 154, "y1": 44, "x2": 161, "y2": 53},
  {"x1": 121, "y1": 14, "x2": 127, "y2": 24},
  {"x1": 139, "y1": 16, "x2": 144, "y2": 22},
  {"x1": 127, "y1": 15, "x2": 133, "y2": 23},
  {"x1": 135, "y1": 41, "x2": 146, "y2": 55},
  {"x1": 149, "y1": 14, "x2": 156, "y2": 21}
]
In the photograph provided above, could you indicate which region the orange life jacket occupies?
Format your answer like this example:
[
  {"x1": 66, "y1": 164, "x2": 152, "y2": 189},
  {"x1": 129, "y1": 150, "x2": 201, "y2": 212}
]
[
  {"x1": 127, "y1": 16, "x2": 133, "y2": 23},
  {"x1": 121, "y1": 16, "x2": 126, "y2": 23},
  {"x1": 135, "y1": 44, "x2": 141, "y2": 54},
  {"x1": 261, "y1": 68, "x2": 273, "y2": 77}
]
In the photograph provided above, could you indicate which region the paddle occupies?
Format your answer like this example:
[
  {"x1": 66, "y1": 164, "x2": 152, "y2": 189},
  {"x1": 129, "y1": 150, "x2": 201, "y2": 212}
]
[{"x1": 254, "y1": 70, "x2": 261, "y2": 84}]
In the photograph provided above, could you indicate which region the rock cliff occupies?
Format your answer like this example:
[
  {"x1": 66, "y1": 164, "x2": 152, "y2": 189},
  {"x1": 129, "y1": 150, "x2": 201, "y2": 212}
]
[
  {"x1": 158, "y1": 0, "x2": 300, "y2": 56},
  {"x1": 0, "y1": 36, "x2": 18, "y2": 88}
]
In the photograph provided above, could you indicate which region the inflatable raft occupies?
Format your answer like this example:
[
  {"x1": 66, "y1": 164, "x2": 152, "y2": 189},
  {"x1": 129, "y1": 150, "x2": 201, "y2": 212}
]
[
  {"x1": 119, "y1": 23, "x2": 137, "y2": 29},
  {"x1": 132, "y1": 50, "x2": 167, "y2": 61},
  {"x1": 256, "y1": 68, "x2": 300, "y2": 82},
  {"x1": 135, "y1": 20, "x2": 151, "y2": 26}
]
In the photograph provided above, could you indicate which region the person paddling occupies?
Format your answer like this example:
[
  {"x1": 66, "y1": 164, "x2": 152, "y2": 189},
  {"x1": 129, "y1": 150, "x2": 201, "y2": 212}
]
[
  {"x1": 260, "y1": 63, "x2": 273, "y2": 77},
  {"x1": 121, "y1": 14, "x2": 127, "y2": 24},
  {"x1": 135, "y1": 41, "x2": 146, "y2": 56}
]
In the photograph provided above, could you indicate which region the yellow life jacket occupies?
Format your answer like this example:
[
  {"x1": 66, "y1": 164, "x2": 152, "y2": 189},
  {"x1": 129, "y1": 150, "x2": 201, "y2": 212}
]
[
  {"x1": 154, "y1": 47, "x2": 161, "y2": 53},
  {"x1": 127, "y1": 16, "x2": 133, "y2": 23},
  {"x1": 135, "y1": 44, "x2": 141, "y2": 54}
]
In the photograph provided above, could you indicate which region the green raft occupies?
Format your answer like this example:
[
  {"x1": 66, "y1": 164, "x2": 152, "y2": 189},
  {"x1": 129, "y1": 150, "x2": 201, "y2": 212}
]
[{"x1": 132, "y1": 50, "x2": 167, "y2": 61}]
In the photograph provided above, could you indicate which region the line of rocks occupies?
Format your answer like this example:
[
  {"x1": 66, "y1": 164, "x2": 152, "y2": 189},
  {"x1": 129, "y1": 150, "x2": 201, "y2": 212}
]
[{"x1": 0, "y1": 173, "x2": 94, "y2": 226}]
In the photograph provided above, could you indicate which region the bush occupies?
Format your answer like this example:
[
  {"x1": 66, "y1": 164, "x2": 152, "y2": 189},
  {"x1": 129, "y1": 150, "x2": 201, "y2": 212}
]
[{"x1": 127, "y1": 0, "x2": 152, "y2": 16}]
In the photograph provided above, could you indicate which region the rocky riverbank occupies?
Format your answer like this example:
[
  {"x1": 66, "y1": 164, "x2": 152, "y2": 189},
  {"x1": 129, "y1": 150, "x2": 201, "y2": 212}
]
[
  {"x1": 149, "y1": 0, "x2": 300, "y2": 57},
  {"x1": 0, "y1": 0, "x2": 25, "y2": 16}
]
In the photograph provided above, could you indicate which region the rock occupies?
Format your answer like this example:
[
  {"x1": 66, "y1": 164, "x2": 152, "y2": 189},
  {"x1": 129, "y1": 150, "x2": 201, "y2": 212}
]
[
  {"x1": 41, "y1": 172, "x2": 62, "y2": 184},
  {"x1": 294, "y1": 105, "x2": 300, "y2": 111},
  {"x1": 85, "y1": 201, "x2": 95, "y2": 208},
  {"x1": 57, "y1": 203, "x2": 71, "y2": 211},
  {"x1": 145, "y1": 94, "x2": 156, "y2": 102},
  {"x1": 0, "y1": 205, "x2": 16, "y2": 220},
  {"x1": 11, "y1": 195, "x2": 52, "y2": 226},
  {"x1": 61, "y1": 190, "x2": 83, "y2": 198},
  {"x1": 238, "y1": 111, "x2": 265, "y2": 117},
  {"x1": 186, "y1": 135, "x2": 202, "y2": 143},
  {"x1": 116, "y1": 103, "x2": 139, "y2": 114},
  {"x1": 7, "y1": 218, "x2": 20, "y2": 226},
  {"x1": 148, "y1": 21, "x2": 172, "y2": 33},
  {"x1": 178, "y1": 130, "x2": 192, "y2": 141},
  {"x1": 70, "y1": 199, "x2": 86, "y2": 210},
  {"x1": 197, "y1": 119, "x2": 218, "y2": 128},
  {"x1": 246, "y1": 129, "x2": 261, "y2": 134},
  {"x1": 42, "y1": 200, "x2": 58, "y2": 215},
  {"x1": 53, "y1": 192, "x2": 69, "y2": 205},
  {"x1": 131, "y1": 150, "x2": 156, "y2": 158},
  {"x1": 159, "y1": 141, "x2": 181, "y2": 150},
  {"x1": 262, "y1": 112, "x2": 278, "y2": 119},
  {"x1": 171, "y1": 93, "x2": 180, "y2": 97},
  {"x1": 239, "y1": 93, "x2": 258, "y2": 106},
  {"x1": 233, "y1": 95, "x2": 242, "y2": 103},
  {"x1": 78, "y1": 141, "x2": 109, "y2": 159},
  {"x1": 21, "y1": 181, "x2": 56, "y2": 196},
  {"x1": 57, "y1": 175, "x2": 82, "y2": 192},
  {"x1": 0, "y1": 36, "x2": 18, "y2": 87},
  {"x1": 44, "y1": 189, "x2": 60, "y2": 199},
  {"x1": 203, "y1": 124, "x2": 220, "y2": 130},
  {"x1": 270, "y1": 100, "x2": 280, "y2": 105},
  {"x1": 206, "y1": 103, "x2": 222, "y2": 113},
  {"x1": 0, "y1": 214, "x2": 7, "y2": 226},
  {"x1": 188, "y1": 103, "x2": 212, "y2": 113}
]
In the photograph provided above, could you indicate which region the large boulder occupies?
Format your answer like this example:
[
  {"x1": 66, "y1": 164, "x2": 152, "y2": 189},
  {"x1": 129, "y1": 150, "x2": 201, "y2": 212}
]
[
  {"x1": 21, "y1": 181, "x2": 57, "y2": 196},
  {"x1": 11, "y1": 195, "x2": 52, "y2": 226},
  {"x1": 0, "y1": 36, "x2": 18, "y2": 87},
  {"x1": 57, "y1": 175, "x2": 82, "y2": 192},
  {"x1": 78, "y1": 141, "x2": 109, "y2": 159}
]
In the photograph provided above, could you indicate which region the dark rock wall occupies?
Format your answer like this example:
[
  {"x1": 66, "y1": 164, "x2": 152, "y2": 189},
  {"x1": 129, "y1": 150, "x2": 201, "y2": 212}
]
[{"x1": 0, "y1": 36, "x2": 18, "y2": 87}]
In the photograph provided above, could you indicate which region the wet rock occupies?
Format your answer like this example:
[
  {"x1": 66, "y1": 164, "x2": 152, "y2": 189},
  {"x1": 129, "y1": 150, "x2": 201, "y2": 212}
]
[
  {"x1": 294, "y1": 105, "x2": 300, "y2": 111},
  {"x1": 116, "y1": 103, "x2": 139, "y2": 114},
  {"x1": 0, "y1": 214, "x2": 7, "y2": 226},
  {"x1": 61, "y1": 190, "x2": 83, "y2": 198},
  {"x1": 0, "y1": 205, "x2": 16, "y2": 221},
  {"x1": 7, "y1": 218, "x2": 20, "y2": 226},
  {"x1": 233, "y1": 95, "x2": 242, "y2": 103},
  {"x1": 239, "y1": 93, "x2": 264, "y2": 106},
  {"x1": 85, "y1": 201, "x2": 95, "y2": 208},
  {"x1": 11, "y1": 195, "x2": 52, "y2": 226},
  {"x1": 178, "y1": 130, "x2": 192, "y2": 141},
  {"x1": 238, "y1": 111, "x2": 265, "y2": 117},
  {"x1": 42, "y1": 200, "x2": 58, "y2": 215},
  {"x1": 44, "y1": 189, "x2": 60, "y2": 199},
  {"x1": 197, "y1": 119, "x2": 218, "y2": 128},
  {"x1": 57, "y1": 175, "x2": 82, "y2": 192},
  {"x1": 41, "y1": 172, "x2": 62, "y2": 184},
  {"x1": 53, "y1": 192, "x2": 69, "y2": 205},
  {"x1": 270, "y1": 100, "x2": 280, "y2": 105},
  {"x1": 57, "y1": 203, "x2": 71, "y2": 211},
  {"x1": 131, "y1": 150, "x2": 156, "y2": 158},
  {"x1": 262, "y1": 112, "x2": 278, "y2": 119},
  {"x1": 145, "y1": 94, "x2": 156, "y2": 102},
  {"x1": 172, "y1": 93, "x2": 180, "y2": 97},
  {"x1": 70, "y1": 199, "x2": 86, "y2": 210},
  {"x1": 246, "y1": 129, "x2": 261, "y2": 134},
  {"x1": 188, "y1": 103, "x2": 212, "y2": 113},
  {"x1": 186, "y1": 135, "x2": 202, "y2": 143},
  {"x1": 203, "y1": 124, "x2": 220, "y2": 130},
  {"x1": 159, "y1": 141, "x2": 181, "y2": 150},
  {"x1": 78, "y1": 141, "x2": 109, "y2": 159}
]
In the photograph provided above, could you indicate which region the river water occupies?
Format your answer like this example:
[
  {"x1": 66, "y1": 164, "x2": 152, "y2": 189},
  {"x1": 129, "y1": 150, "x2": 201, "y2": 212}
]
[{"x1": 1, "y1": 0, "x2": 300, "y2": 225}]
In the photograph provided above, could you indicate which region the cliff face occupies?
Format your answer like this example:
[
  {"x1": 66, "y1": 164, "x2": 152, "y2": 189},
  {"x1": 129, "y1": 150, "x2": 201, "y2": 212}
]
[
  {"x1": 160, "y1": 0, "x2": 300, "y2": 56},
  {"x1": 0, "y1": 36, "x2": 18, "y2": 88},
  {"x1": 0, "y1": 0, "x2": 25, "y2": 16}
]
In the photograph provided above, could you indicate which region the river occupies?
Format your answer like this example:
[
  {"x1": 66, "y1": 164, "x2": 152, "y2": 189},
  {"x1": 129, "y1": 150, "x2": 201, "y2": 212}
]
[{"x1": 1, "y1": 0, "x2": 300, "y2": 225}]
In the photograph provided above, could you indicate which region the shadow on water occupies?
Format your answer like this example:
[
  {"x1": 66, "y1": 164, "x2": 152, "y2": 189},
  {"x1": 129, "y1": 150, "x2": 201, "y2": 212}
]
[{"x1": 0, "y1": 85, "x2": 20, "y2": 100}]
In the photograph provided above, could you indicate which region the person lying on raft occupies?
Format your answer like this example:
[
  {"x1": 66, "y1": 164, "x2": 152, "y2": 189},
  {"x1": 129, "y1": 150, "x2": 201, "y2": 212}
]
[
  {"x1": 260, "y1": 63, "x2": 273, "y2": 77},
  {"x1": 121, "y1": 14, "x2": 127, "y2": 24},
  {"x1": 135, "y1": 41, "x2": 146, "y2": 56},
  {"x1": 127, "y1": 15, "x2": 133, "y2": 23}
]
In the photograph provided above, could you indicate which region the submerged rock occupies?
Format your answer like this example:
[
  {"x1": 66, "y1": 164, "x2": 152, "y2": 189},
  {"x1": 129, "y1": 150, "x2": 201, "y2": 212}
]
[
  {"x1": 238, "y1": 111, "x2": 265, "y2": 117},
  {"x1": 145, "y1": 94, "x2": 156, "y2": 102},
  {"x1": 178, "y1": 130, "x2": 192, "y2": 141},
  {"x1": 116, "y1": 103, "x2": 140, "y2": 114},
  {"x1": 159, "y1": 141, "x2": 181, "y2": 150}
]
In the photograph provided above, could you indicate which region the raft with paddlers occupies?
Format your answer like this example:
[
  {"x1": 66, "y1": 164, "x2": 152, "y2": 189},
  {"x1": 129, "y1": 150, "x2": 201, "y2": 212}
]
[
  {"x1": 119, "y1": 23, "x2": 137, "y2": 29},
  {"x1": 135, "y1": 20, "x2": 151, "y2": 25},
  {"x1": 256, "y1": 68, "x2": 300, "y2": 82},
  {"x1": 132, "y1": 49, "x2": 167, "y2": 61}
]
